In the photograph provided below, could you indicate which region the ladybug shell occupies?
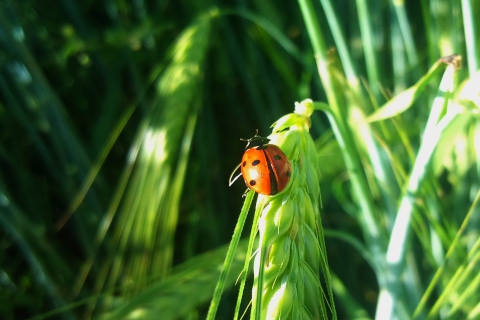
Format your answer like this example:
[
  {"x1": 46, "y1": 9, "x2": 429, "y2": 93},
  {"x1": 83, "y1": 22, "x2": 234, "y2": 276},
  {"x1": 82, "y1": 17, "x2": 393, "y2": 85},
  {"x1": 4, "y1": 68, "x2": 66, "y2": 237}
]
[{"x1": 240, "y1": 144, "x2": 291, "y2": 195}]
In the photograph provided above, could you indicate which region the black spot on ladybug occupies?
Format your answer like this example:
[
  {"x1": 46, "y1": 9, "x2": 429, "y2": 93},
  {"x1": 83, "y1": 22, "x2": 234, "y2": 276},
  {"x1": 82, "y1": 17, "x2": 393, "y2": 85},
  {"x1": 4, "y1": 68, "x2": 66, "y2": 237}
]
[
  {"x1": 286, "y1": 171, "x2": 291, "y2": 177},
  {"x1": 252, "y1": 159, "x2": 260, "y2": 166},
  {"x1": 242, "y1": 161, "x2": 246, "y2": 167},
  {"x1": 250, "y1": 180, "x2": 257, "y2": 186},
  {"x1": 257, "y1": 145, "x2": 268, "y2": 150},
  {"x1": 274, "y1": 154, "x2": 282, "y2": 160}
]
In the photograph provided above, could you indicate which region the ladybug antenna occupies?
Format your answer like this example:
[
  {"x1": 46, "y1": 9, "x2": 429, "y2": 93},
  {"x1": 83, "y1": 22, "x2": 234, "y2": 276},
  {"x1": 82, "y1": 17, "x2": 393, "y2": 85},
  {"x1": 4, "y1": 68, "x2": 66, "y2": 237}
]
[
  {"x1": 239, "y1": 129, "x2": 260, "y2": 142},
  {"x1": 240, "y1": 130, "x2": 270, "y2": 149},
  {"x1": 229, "y1": 163, "x2": 243, "y2": 186}
]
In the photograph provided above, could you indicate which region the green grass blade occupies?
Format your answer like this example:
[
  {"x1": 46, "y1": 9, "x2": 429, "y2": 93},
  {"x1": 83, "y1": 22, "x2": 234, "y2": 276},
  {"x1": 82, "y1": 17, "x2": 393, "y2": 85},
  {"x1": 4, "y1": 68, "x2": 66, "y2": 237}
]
[
  {"x1": 207, "y1": 190, "x2": 255, "y2": 320},
  {"x1": 461, "y1": 0, "x2": 478, "y2": 76},
  {"x1": 331, "y1": 273, "x2": 371, "y2": 320},
  {"x1": 356, "y1": 0, "x2": 380, "y2": 97},
  {"x1": 377, "y1": 63, "x2": 459, "y2": 320},
  {"x1": 95, "y1": 239, "x2": 250, "y2": 320},
  {"x1": 55, "y1": 104, "x2": 137, "y2": 230},
  {"x1": 368, "y1": 56, "x2": 458, "y2": 122},
  {"x1": 230, "y1": 9, "x2": 304, "y2": 63},
  {"x1": 233, "y1": 196, "x2": 262, "y2": 320},
  {"x1": 392, "y1": 0, "x2": 420, "y2": 80},
  {"x1": 299, "y1": 1, "x2": 385, "y2": 269},
  {"x1": 413, "y1": 188, "x2": 480, "y2": 319},
  {"x1": 86, "y1": 11, "x2": 215, "y2": 316},
  {"x1": 0, "y1": 191, "x2": 74, "y2": 319},
  {"x1": 318, "y1": 0, "x2": 358, "y2": 87}
]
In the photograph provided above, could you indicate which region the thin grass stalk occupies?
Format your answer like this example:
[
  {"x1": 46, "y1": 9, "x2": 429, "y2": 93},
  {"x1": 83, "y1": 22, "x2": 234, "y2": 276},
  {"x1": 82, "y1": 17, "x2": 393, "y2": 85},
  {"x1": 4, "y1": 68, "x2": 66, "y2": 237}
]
[
  {"x1": 334, "y1": 68, "x2": 399, "y2": 223},
  {"x1": 429, "y1": 0, "x2": 461, "y2": 58},
  {"x1": 151, "y1": 107, "x2": 200, "y2": 277},
  {"x1": 233, "y1": 194, "x2": 263, "y2": 320},
  {"x1": 324, "y1": 103, "x2": 389, "y2": 286},
  {"x1": 392, "y1": 0, "x2": 420, "y2": 80},
  {"x1": 390, "y1": 18, "x2": 408, "y2": 92},
  {"x1": 446, "y1": 253, "x2": 480, "y2": 317},
  {"x1": 57, "y1": 40, "x2": 167, "y2": 235},
  {"x1": 299, "y1": 8, "x2": 387, "y2": 316},
  {"x1": 77, "y1": 124, "x2": 144, "y2": 315},
  {"x1": 476, "y1": 122, "x2": 480, "y2": 186},
  {"x1": 297, "y1": 0, "x2": 337, "y2": 105},
  {"x1": 461, "y1": 0, "x2": 478, "y2": 76},
  {"x1": 349, "y1": 107, "x2": 398, "y2": 223},
  {"x1": 428, "y1": 264, "x2": 465, "y2": 318},
  {"x1": 206, "y1": 190, "x2": 255, "y2": 320},
  {"x1": 0, "y1": 193, "x2": 74, "y2": 319},
  {"x1": 298, "y1": 0, "x2": 384, "y2": 264},
  {"x1": 377, "y1": 64, "x2": 459, "y2": 320},
  {"x1": 72, "y1": 142, "x2": 136, "y2": 298},
  {"x1": 355, "y1": 0, "x2": 380, "y2": 98},
  {"x1": 413, "y1": 188, "x2": 480, "y2": 319},
  {"x1": 420, "y1": 0, "x2": 441, "y2": 67},
  {"x1": 56, "y1": 103, "x2": 137, "y2": 230},
  {"x1": 318, "y1": 0, "x2": 359, "y2": 87}
]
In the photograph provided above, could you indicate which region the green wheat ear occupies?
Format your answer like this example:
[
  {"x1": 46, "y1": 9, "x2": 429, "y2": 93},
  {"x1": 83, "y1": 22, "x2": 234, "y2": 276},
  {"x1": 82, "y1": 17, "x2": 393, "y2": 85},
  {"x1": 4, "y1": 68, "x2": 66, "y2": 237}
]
[{"x1": 251, "y1": 99, "x2": 336, "y2": 319}]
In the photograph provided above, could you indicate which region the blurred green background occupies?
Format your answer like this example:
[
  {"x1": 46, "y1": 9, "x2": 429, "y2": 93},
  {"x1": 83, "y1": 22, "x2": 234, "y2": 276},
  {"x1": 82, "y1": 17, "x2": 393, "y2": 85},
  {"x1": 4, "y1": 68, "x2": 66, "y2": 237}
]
[{"x1": 1, "y1": 0, "x2": 479, "y2": 319}]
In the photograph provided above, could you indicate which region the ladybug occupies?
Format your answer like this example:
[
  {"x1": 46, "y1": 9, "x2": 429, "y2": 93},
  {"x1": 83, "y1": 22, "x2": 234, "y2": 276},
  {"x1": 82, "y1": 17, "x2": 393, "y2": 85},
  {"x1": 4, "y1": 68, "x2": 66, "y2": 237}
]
[{"x1": 229, "y1": 134, "x2": 291, "y2": 196}]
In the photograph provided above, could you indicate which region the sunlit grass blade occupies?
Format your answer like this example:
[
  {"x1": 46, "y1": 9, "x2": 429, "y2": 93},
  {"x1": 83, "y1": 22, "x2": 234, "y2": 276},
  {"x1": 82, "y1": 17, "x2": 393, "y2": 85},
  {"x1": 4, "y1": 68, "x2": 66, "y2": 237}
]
[
  {"x1": 299, "y1": 1, "x2": 385, "y2": 273},
  {"x1": 413, "y1": 188, "x2": 480, "y2": 319},
  {"x1": 368, "y1": 55, "x2": 460, "y2": 122},
  {"x1": 446, "y1": 254, "x2": 480, "y2": 318},
  {"x1": 377, "y1": 62, "x2": 459, "y2": 320},
  {"x1": 461, "y1": 0, "x2": 478, "y2": 76},
  {"x1": 355, "y1": 0, "x2": 380, "y2": 98},
  {"x1": 318, "y1": 0, "x2": 358, "y2": 88},
  {"x1": 84, "y1": 10, "x2": 216, "y2": 316},
  {"x1": 346, "y1": 97, "x2": 399, "y2": 224},
  {"x1": 468, "y1": 303, "x2": 480, "y2": 320}
]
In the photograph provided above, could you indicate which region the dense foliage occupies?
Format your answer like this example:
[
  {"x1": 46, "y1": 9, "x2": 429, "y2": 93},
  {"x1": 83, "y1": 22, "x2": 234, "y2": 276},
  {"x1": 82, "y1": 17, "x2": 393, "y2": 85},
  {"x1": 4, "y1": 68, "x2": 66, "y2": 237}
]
[{"x1": 0, "y1": 0, "x2": 479, "y2": 319}]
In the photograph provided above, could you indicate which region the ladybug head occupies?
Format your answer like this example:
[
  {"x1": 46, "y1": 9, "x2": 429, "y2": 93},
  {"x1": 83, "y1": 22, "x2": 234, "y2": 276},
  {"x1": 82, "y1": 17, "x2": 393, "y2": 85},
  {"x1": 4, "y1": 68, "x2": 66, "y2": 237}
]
[{"x1": 240, "y1": 132, "x2": 270, "y2": 149}]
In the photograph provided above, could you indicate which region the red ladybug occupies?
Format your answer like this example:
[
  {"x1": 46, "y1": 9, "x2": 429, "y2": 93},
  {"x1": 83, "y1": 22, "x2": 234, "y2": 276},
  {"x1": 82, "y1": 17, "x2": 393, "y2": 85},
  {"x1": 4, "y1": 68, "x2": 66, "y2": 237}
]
[{"x1": 230, "y1": 135, "x2": 291, "y2": 196}]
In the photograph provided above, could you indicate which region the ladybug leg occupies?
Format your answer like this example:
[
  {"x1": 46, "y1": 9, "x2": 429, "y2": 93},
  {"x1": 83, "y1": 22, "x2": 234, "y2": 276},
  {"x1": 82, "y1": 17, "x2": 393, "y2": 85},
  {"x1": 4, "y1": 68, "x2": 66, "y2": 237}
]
[
  {"x1": 229, "y1": 163, "x2": 243, "y2": 186},
  {"x1": 242, "y1": 188, "x2": 250, "y2": 198}
]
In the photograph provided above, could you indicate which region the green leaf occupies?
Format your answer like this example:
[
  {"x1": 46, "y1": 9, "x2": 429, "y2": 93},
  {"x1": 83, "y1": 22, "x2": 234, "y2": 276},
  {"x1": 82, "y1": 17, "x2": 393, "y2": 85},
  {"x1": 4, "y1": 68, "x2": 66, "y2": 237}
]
[{"x1": 368, "y1": 55, "x2": 460, "y2": 122}]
